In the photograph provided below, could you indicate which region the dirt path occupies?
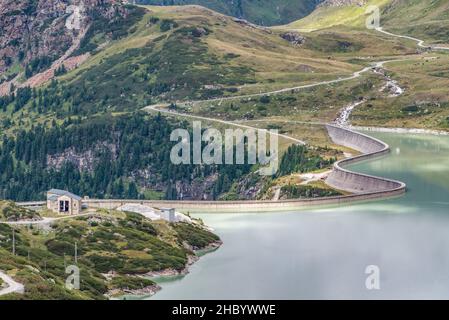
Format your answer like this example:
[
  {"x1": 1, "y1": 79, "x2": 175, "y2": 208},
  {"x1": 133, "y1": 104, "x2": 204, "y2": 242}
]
[
  {"x1": 168, "y1": 60, "x2": 392, "y2": 107},
  {"x1": 145, "y1": 105, "x2": 307, "y2": 145},
  {"x1": 376, "y1": 27, "x2": 449, "y2": 51},
  {"x1": 0, "y1": 210, "x2": 97, "y2": 226}
]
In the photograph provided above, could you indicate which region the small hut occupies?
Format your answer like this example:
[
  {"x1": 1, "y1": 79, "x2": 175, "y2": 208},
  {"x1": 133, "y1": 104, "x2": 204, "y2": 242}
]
[{"x1": 47, "y1": 189, "x2": 82, "y2": 215}]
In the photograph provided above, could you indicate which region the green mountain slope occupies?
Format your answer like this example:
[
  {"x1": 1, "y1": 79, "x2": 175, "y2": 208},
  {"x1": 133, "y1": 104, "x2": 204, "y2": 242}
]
[
  {"x1": 381, "y1": 0, "x2": 449, "y2": 42},
  {"x1": 288, "y1": 0, "x2": 449, "y2": 42},
  {"x1": 285, "y1": 0, "x2": 449, "y2": 130},
  {"x1": 137, "y1": 0, "x2": 323, "y2": 26},
  {"x1": 0, "y1": 3, "x2": 437, "y2": 204},
  {"x1": 286, "y1": 0, "x2": 390, "y2": 31}
]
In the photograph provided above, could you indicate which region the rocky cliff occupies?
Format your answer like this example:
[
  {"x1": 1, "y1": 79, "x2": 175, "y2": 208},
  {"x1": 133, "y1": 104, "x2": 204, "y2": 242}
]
[{"x1": 0, "y1": 0, "x2": 138, "y2": 86}]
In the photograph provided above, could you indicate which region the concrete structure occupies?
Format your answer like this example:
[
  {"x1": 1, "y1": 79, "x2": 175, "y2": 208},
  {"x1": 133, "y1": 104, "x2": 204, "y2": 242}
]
[
  {"x1": 161, "y1": 208, "x2": 176, "y2": 222},
  {"x1": 117, "y1": 203, "x2": 161, "y2": 220},
  {"x1": 18, "y1": 125, "x2": 406, "y2": 214},
  {"x1": 46, "y1": 189, "x2": 82, "y2": 215},
  {"x1": 325, "y1": 124, "x2": 406, "y2": 194},
  {"x1": 79, "y1": 125, "x2": 405, "y2": 212}
]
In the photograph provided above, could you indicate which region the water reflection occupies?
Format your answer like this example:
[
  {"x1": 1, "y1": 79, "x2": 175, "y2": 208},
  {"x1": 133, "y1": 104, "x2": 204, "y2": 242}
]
[{"x1": 151, "y1": 132, "x2": 449, "y2": 300}]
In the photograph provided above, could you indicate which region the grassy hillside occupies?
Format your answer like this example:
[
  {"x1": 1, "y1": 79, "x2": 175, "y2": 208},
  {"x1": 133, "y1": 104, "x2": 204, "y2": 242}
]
[
  {"x1": 287, "y1": 0, "x2": 449, "y2": 43},
  {"x1": 0, "y1": 210, "x2": 220, "y2": 300},
  {"x1": 0, "y1": 201, "x2": 41, "y2": 222},
  {"x1": 381, "y1": 0, "x2": 449, "y2": 43},
  {"x1": 137, "y1": 0, "x2": 323, "y2": 26},
  {"x1": 283, "y1": 0, "x2": 449, "y2": 130},
  {"x1": 286, "y1": 0, "x2": 390, "y2": 31},
  {"x1": 59, "y1": 5, "x2": 360, "y2": 109},
  {"x1": 18, "y1": 4, "x2": 412, "y2": 116},
  {"x1": 351, "y1": 54, "x2": 449, "y2": 129}
]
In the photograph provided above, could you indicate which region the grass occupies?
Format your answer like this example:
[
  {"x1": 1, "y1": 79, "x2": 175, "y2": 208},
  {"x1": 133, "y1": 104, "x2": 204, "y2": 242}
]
[
  {"x1": 381, "y1": 0, "x2": 449, "y2": 43},
  {"x1": 0, "y1": 201, "x2": 41, "y2": 222},
  {"x1": 0, "y1": 208, "x2": 220, "y2": 300},
  {"x1": 351, "y1": 53, "x2": 449, "y2": 129},
  {"x1": 284, "y1": 0, "x2": 390, "y2": 32},
  {"x1": 138, "y1": 0, "x2": 318, "y2": 26},
  {"x1": 0, "y1": 4, "x2": 421, "y2": 137},
  {"x1": 285, "y1": 0, "x2": 449, "y2": 45}
]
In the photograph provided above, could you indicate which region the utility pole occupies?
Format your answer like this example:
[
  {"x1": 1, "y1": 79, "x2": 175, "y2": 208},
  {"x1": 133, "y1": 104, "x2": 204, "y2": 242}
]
[
  {"x1": 74, "y1": 242, "x2": 78, "y2": 265},
  {"x1": 12, "y1": 228, "x2": 15, "y2": 256}
]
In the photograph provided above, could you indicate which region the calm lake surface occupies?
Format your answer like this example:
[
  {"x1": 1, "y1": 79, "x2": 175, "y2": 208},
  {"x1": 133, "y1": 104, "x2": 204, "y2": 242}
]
[{"x1": 151, "y1": 132, "x2": 449, "y2": 300}]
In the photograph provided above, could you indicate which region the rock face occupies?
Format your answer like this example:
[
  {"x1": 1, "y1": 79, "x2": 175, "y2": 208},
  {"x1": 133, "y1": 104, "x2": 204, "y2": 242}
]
[
  {"x1": 0, "y1": 0, "x2": 125, "y2": 79},
  {"x1": 318, "y1": 0, "x2": 367, "y2": 7},
  {"x1": 280, "y1": 32, "x2": 305, "y2": 46}
]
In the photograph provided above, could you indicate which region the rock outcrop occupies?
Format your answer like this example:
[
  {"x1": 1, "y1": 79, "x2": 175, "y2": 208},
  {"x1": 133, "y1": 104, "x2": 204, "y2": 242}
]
[
  {"x1": 318, "y1": 0, "x2": 367, "y2": 7},
  {"x1": 280, "y1": 32, "x2": 305, "y2": 46},
  {"x1": 0, "y1": 0, "x2": 133, "y2": 87}
]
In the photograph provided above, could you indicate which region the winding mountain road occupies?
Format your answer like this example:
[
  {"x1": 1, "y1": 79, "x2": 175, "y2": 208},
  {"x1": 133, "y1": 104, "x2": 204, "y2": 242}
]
[
  {"x1": 376, "y1": 27, "x2": 449, "y2": 51},
  {"x1": 145, "y1": 105, "x2": 307, "y2": 145},
  {"x1": 162, "y1": 60, "x2": 401, "y2": 108}
]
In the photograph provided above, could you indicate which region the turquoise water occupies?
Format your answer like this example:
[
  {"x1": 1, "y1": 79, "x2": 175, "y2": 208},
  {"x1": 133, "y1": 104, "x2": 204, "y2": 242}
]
[{"x1": 151, "y1": 132, "x2": 449, "y2": 299}]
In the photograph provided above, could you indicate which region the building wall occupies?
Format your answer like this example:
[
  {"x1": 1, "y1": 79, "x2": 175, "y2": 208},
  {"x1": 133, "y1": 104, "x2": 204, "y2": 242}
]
[
  {"x1": 72, "y1": 199, "x2": 81, "y2": 215},
  {"x1": 46, "y1": 195, "x2": 81, "y2": 215}
]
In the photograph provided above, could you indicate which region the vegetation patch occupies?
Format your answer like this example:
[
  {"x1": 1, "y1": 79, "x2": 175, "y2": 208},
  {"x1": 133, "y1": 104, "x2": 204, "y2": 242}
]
[
  {"x1": 0, "y1": 207, "x2": 220, "y2": 300},
  {"x1": 280, "y1": 184, "x2": 342, "y2": 199},
  {"x1": 0, "y1": 201, "x2": 41, "y2": 222}
]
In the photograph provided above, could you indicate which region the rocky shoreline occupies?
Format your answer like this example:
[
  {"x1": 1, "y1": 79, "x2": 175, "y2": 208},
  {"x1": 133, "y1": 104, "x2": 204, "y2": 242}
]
[
  {"x1": 144, "y1": 240, "x2": 223, "y2": 279},
  {"x1": 106, "y1": 284, "x2": 162, "y2": 299},
  {"x1": 108, "y1": 240, "x2": 222, "y2": 299}
]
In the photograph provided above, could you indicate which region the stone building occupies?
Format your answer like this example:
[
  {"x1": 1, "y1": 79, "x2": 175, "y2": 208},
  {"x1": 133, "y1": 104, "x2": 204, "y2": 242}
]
[
  {"x1": 161, "y1": 208, "x2": 176, "y2": 222},
  {"x1": 47, "y1": 189, "x2": 82, "y2": 215}
]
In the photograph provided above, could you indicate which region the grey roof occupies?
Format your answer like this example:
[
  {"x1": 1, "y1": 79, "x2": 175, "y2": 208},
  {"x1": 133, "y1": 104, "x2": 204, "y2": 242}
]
[
  {"x1": 47, "y1": 194, "x2": 59, "y2": 201},
  {"x1": 47, "y1": 189, "x2": 82, "y2": 201}
]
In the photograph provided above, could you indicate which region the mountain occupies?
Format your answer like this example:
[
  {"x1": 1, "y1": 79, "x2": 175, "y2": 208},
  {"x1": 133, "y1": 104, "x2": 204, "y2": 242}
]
[
  {"x1": 2, "y1": 4, "x2": 389, "y2": 201},
  {"x1": 286, "y1": 0, "x2": 449, "y2": 130},
  {"x1": 0, "y1": 2, "x2": 444, "y2": 203},
  {"x1": 137, "y1": 0, "x2": 323, "y2": 26},
  {"x1": 286, "y1": 0, "x2": 389, "y2": 31},
  {"x1": 0, "y1": 0, "x2": 145, "y2": 92},
  {"x1": 287, "y1": 0, "x2": 449, "y2": 42},
  {"x1": 381, "y1": 0, "x2": 449, "y2": 42}
]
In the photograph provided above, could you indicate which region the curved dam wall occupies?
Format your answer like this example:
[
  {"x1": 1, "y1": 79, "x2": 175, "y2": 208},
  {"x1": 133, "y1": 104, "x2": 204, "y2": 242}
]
[
  {"x1": 16, "y1": 125, "x2": 406, "y2": 213},
  {"x1": 325, "y1": 124, "x2": 406, "y2": 194},
  {"x1": 83, "y1": 126, "x2": 406, "y2": 212}
]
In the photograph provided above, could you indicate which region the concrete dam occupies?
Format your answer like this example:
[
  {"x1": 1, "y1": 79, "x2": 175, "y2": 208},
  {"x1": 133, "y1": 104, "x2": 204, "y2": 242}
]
[
  {"x1": 80, "y1": 125, "x2": 407, "y2": 212},
  {"x1": 17, "y1": 125, "x2": 406, "y2": 213},
  {"x1": 325, "y1": 124, "x2": 405, "y2": 195}
]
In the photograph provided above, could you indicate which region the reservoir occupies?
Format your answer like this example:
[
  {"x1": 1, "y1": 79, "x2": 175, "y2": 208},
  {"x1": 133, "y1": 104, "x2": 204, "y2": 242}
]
[{"x1": 151, "y1": 132, "x2": 449, "y2": 299}]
